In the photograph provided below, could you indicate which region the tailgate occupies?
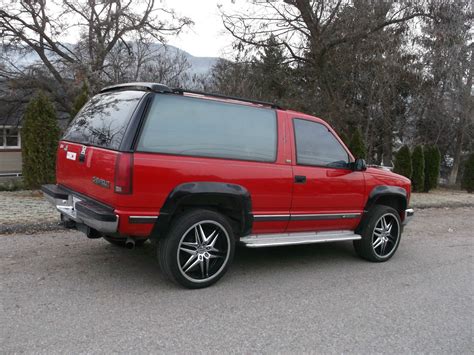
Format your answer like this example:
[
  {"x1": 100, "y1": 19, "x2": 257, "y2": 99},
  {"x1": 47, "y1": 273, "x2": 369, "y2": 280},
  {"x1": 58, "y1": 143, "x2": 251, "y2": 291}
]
[
  {"x1": 56, "y1": 90, "x2": 146, "y2": 206},
  {"x1": 56, "y1": 142, "x2": 119, "y2": 206}
]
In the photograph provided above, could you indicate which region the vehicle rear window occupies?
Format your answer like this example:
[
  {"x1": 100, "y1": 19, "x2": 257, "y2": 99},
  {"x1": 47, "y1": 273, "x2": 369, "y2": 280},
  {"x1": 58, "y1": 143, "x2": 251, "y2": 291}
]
[
  {"x1": 137, "y1": 95, "x2": 277, "y2": 162},
  {"x1": 63, "y1": 90, "x2": 144, "y2": 150}
]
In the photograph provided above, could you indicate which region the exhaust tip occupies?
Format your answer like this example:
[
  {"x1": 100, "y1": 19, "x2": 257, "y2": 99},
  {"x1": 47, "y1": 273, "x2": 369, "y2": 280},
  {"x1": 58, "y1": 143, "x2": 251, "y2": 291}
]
[{"x1": 125, "y1": 237, "x2": 135, "y2": 250}]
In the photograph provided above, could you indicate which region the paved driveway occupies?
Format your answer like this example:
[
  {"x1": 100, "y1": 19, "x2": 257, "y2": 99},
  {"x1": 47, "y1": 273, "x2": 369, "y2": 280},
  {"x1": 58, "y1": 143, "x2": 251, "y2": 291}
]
[{"x1": 1, "y1": 207, "x2": 472, "y2": 353}]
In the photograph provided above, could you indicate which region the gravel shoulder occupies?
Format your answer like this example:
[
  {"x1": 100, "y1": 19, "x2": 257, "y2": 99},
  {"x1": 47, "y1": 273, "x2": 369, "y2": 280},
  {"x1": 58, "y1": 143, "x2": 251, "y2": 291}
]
[
  {"x1": 0, "y1": 207, "x2": 472, "y2": 353},
  {"x1": 1, "y1": 188, "x2": 473, "y2": 234},
  {"x1": 410, "y1": 188, "x2": 474, "y2": 208},
  {"x1": 0, "y1": 190, "x2": 60, "y2": 234}
]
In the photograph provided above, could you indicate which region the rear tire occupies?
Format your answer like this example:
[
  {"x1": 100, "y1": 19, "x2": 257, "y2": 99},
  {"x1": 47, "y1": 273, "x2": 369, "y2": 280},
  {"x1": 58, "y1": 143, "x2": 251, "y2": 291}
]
[
  {"x1": 353, "y1": 205, "x2": 402, "y2": 262},
  {"x1": 158, "y1": 209, "x2": 235, "y2": 289}
]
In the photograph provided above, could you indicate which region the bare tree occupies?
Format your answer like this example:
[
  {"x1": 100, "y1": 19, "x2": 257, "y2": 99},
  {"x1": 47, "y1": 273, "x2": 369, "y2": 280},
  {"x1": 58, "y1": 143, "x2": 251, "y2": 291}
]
[
  {"x1": 414, "y1": 1, "x2": 473, "y2": 184},
  {"x1": 0, "y1": 0, "x2": 192, "y2": 109},
  {"x1": 134, "y1": 46, "x2": 192, "y2": 88},
  {"x1": 221, "y1": 1, "x2": 432, "y2": 65}
]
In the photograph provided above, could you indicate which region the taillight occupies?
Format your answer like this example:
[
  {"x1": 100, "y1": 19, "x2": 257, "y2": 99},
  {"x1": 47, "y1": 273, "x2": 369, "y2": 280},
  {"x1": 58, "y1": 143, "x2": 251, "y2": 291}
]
[
  {"x1": 114, "y1": 153, "x2": 133, "y2": 194},
  {"x1": 55, "y1": 143, "x2": 60, "y2": 178}
]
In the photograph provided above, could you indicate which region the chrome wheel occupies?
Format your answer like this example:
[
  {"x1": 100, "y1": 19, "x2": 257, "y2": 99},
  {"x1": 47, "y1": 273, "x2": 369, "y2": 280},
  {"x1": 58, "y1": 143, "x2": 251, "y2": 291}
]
[
  {"x1": 177, "y1": 220, "x2": 231, "y2": 283},
  {"x1": 372, "y1": 213, "x2": 400, "y2": 258}
]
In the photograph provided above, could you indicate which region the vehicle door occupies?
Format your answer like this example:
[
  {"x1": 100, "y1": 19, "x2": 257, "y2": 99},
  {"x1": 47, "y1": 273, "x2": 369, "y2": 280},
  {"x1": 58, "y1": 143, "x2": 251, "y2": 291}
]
[{"x1": 287, "y1": 116, "x2": 366, "y2": 232}]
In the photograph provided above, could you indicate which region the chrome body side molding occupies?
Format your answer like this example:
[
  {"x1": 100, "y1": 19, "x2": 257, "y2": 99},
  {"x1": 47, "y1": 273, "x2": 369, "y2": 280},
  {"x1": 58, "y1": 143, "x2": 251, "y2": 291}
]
[
  {"x1": 240, "y1": 230, "x2": 361, "y2": 248},
  {"x1": 253, "y1": 212, "x2": 361, "y2": 222},
  {"x1": 290, "y1": 213, "x2": 361, "y2": 221},
  {"x1": 129, "y1": 216, "x2": 159, "y2": 224}
]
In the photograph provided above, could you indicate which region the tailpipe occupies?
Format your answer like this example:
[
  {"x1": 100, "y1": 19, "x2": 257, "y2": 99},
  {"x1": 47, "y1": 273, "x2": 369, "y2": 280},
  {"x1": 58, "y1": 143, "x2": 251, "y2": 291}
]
[{"x1": 125, "y1": 237, "x2": 135, "y2": 250}]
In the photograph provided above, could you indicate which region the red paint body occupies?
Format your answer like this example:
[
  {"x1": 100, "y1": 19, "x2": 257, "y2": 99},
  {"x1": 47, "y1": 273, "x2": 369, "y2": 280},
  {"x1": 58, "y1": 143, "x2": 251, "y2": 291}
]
[{"x1": 56, "y1": 102, "x2": 411, "y2": 238}]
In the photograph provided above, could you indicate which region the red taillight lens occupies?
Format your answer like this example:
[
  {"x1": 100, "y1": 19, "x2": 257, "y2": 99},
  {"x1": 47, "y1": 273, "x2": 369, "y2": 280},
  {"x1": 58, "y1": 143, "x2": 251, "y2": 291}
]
[
  {"x1": 55, "y1": 143, "x2": 61, "y2": 179},
  {"x1": 114, "y1": 153, "x2": 133, "y2": 194}
]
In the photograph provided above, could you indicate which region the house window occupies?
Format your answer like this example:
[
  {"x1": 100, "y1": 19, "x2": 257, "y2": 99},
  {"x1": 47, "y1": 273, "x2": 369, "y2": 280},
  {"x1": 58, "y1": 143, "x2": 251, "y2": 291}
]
[{"x1": 0, "y1": 126, "x2": 21, "y2": 149}]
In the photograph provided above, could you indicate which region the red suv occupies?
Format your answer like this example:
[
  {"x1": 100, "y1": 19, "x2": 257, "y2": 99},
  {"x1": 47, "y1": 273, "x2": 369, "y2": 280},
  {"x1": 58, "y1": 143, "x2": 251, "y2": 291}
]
[{"x1": 42, "y1": 82, "x2": 414, "y2": 288}]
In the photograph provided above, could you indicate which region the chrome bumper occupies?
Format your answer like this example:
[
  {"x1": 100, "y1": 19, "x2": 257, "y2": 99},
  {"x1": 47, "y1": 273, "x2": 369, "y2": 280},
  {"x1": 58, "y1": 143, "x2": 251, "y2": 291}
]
[
  {"x1": 403, "y1": 208, "x2": 414, "y2": 225},
  {"x1": 41, "y1": 184, "x2": 119, "y2": 234}
]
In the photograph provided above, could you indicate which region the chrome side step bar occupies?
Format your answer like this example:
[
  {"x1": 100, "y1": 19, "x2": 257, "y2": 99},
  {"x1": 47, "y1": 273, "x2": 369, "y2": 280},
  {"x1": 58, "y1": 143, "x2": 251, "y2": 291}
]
[{"x1": 240, "y1": 230, "x2": 361, "y2": 248}]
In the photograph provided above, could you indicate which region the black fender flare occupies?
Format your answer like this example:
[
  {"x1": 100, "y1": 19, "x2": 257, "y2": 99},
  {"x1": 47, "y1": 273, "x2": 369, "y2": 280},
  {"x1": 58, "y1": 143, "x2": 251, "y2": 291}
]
[
  {"x1": 364, "y1": 185, "x2": 408, "y2": 215},
  {"x1": 150, "y1": 182, "x2": 253, "y2": 240}
]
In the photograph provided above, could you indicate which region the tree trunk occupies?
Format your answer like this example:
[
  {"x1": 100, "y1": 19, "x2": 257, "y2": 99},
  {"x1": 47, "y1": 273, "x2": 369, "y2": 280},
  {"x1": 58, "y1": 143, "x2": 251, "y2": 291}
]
[
  {"x1": 448, "y1": 47, "x2": 473, "y2": 185},
  {"x1": 448, "y1": 120, "x2": 464, "y2": 185}
]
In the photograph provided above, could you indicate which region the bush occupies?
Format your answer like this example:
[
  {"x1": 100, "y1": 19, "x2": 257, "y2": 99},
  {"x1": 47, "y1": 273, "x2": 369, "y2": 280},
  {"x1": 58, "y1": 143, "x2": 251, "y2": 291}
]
[
  {"x1": 423, "y1": 145, "x2": 441, "y2": 192},
  {"x1": 348, "y1": 127, "x2": 367, "y2": 159},
  {"x1": 461, "y1": 153, "x2": 474, "y2": 193},
  {"x1": 70, "y1": 82, "x2": 89, "y2": 119},
  {"x1": 393, "y1": 145, "x2": 412, "y2": 179},
  {"x1": 22, "y1": 91, "x2": 60, "y2": 189},
  {"x1": 0, "y1": 178, "x2": 24, "y2": 191},
  {"x1": 411, "y1": 145, "x2": 425, "y2": 192},
  {"x1": 338, "y1": 131, "x2": 349, "y2": 147}
]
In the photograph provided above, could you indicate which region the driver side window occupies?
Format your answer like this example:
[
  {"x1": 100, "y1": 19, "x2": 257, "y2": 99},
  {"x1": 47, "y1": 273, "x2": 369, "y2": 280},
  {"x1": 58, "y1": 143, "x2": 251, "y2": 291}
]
[{"x1": 293, "y1": 118, "x2": 349, "y2": 168}]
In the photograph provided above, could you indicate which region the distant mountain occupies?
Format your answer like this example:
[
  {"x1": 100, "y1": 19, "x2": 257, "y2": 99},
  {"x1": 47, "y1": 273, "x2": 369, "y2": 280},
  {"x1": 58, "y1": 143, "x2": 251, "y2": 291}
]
[
  {"x1": 158, "y1": 44, "x2": 219, "y2": 76},
  {"x1": 0, "y1": 43, "x2": 219, "y2": 77}
]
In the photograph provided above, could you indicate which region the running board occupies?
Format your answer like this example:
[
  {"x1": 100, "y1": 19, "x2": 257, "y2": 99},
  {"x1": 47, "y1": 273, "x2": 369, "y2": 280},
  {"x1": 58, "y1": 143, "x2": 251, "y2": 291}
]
[{"x1": 240, "y1": 230, "x2": 361, "y2": 248}]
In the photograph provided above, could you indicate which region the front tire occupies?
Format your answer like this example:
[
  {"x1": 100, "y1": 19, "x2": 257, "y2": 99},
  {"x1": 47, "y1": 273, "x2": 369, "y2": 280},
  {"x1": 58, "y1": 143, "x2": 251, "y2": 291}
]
[
  {"x1": 158, "y1": 209, "x2": 235, "y2": 289},
  {"x1": 353, "y1": 205, "x2": 402, "y2": 262}
]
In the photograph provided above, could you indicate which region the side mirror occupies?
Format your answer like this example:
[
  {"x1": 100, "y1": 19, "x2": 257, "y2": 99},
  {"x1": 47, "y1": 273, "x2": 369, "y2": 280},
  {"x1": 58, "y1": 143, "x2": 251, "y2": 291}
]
[{"x1": 352, "y1": 158, "x2": 367, "y2": 171}]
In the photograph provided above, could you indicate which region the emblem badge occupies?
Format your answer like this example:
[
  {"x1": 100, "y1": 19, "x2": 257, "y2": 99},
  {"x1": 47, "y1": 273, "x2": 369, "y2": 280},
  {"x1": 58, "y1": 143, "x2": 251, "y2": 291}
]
[{"x1": 79, "y1": 145, "x2": 87, "y2": 163}]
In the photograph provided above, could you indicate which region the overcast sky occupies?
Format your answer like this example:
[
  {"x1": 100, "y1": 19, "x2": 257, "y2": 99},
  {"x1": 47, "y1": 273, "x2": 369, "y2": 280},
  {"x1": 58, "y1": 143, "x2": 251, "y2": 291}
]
[{"x1": 164, "y1": 0, "x2": 237, "y2": 58}]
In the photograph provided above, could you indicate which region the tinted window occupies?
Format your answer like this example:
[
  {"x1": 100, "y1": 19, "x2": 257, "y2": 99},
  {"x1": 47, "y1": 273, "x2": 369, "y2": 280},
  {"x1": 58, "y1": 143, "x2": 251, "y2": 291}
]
[
  {"x1": 63, "y1": 90, "x2": 144, "y2": 149},
  {"x1": 137, "y1": 95, "x2": 277, "y2": 162},
  {"x1": 294, "y1": 119, "x2": 349, "y2": 168}
]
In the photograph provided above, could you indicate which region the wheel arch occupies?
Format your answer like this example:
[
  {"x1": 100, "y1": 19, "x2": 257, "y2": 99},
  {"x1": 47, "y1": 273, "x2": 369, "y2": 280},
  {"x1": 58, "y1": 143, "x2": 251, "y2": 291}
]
[
  {"x1": 364, "y1": 185, "x2": 408, "y2": 222},
  {"x1": 150, "y1": 182, "x2": 253, "y2": 240}
]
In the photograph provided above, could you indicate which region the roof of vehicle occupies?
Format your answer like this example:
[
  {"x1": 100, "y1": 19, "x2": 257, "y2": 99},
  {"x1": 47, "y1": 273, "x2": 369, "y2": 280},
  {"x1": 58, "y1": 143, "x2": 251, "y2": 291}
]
[
  {"x1": 99, "y1": 82, "x2": 283, "y2": 110},
  {"x1": 100, "y1": 82, "x2": 173, "y2": 94}
]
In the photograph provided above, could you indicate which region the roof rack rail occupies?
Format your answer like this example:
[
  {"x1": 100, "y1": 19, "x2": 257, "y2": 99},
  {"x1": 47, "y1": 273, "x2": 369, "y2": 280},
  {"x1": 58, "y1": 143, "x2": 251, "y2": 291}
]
[
  {"x1": 172, "y1": 88, "x2": 282, "y2": 109},
  {"x1": 100, "y1": 82, "x2": 172, "y2": 94}
]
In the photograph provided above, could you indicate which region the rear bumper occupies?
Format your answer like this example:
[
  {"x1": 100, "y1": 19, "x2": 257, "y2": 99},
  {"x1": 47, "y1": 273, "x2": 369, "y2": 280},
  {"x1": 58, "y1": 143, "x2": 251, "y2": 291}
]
[
  {"x1": 403, "y1": 208, "x2": 414, "y2": 225},
  {"x1": 41, "y1": 184, "x2": 118, "y2": 234}
]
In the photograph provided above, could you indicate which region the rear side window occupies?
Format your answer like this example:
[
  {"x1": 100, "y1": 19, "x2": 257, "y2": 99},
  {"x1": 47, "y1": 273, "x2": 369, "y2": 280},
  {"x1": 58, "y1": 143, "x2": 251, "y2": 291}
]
[
  {"x1": 137, "y1": 95, "x2": 277, "y2": 162},
  {"x1": 63, "y1": 90, "x2": 144, "y2": 150},
  {"x1": 293, "y1": 118, "x2": 349, "y2": 168}
]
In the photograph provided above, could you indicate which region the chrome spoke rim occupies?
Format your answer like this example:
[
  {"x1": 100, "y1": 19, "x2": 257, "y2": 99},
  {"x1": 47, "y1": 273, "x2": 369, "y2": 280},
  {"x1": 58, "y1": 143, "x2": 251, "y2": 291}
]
[
  {"x1": 177, "y1": 220, "x2": 230, "y2": 283},
  {"x1": 372, "y1": 213, "x2": 400, "y2": 258}
]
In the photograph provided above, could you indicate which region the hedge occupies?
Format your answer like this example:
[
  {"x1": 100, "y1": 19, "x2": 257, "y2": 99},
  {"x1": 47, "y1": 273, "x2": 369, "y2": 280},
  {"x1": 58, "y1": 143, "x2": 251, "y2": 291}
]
[
  {"x1": 70, "y1": 81, "x2": 89, "y2": 120},
  {"x1": 423, "y1": 145, "x2": 441, "y2": 192},
  {"x1": 393, "y1": 145, "x2": 412, "y2": 179},
  {"x1": 411, "y1": 145, "x2": 425, "y2": 192},
  {"x1": 348, "y1": 127, "x2": 367, "y2": 159},
  {"x1": 22, "y1": 92, "x2": 60, "y2": 189},
  {"x1": 461, "y1": 153, "x2": 474, "y2": 193}
]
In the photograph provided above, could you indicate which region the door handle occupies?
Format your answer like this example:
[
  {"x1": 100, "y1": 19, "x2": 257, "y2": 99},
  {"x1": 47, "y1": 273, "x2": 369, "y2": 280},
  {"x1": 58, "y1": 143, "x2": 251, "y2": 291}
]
[{"x1": 294, "y1": 175, "x2": 306, "y2": 183}]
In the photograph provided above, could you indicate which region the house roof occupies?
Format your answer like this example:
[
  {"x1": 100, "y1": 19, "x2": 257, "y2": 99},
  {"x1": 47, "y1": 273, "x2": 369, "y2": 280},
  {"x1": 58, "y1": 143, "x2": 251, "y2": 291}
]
[
  {"x1": 0, "y1": 79, "x2": 23, "y2": 127},
  {"x1": 0, "y1": 108, "x2": 23, "y2": 127},
  {"x1": 0, "y1": 83, "x2": 69, "y2": 128}
]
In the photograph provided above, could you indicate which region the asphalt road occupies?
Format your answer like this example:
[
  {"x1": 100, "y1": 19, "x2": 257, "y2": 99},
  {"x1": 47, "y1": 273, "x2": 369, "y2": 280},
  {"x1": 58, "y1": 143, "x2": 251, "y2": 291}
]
[{"x1": 1, "y1": 207, "x2": 473, "y2": 354}]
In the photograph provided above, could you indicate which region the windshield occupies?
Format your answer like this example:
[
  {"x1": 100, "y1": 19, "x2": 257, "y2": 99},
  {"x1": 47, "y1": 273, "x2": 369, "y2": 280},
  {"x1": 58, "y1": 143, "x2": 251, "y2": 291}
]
[{"x1": 63, "y1": 90, "x2": 144, "y2": 150}]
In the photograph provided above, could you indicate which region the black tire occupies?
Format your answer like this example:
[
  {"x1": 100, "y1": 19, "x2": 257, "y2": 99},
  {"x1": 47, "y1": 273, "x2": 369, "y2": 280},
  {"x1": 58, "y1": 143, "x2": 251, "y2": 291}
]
[
  {"x1": 158, "y1": 209, "x2": 235, "y2": 289},
  {"x1": 353, "y1": 205, "x2": 402, "y2": 262},
  {"x1": 102, "y1": 235, "x2": 147, "y2": 247}
]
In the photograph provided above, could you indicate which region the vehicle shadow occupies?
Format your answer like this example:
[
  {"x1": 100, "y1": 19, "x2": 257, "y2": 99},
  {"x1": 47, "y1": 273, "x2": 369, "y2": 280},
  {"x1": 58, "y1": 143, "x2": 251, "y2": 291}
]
[
  {"x1": 94, "y1": 239, "x2": 359, "y2": 289},
  {"x1": 234, "y1": 241, "x2": 357, "y2": 267}
]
